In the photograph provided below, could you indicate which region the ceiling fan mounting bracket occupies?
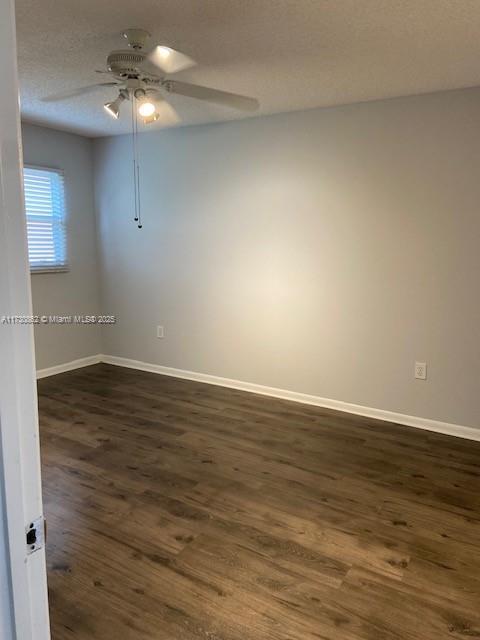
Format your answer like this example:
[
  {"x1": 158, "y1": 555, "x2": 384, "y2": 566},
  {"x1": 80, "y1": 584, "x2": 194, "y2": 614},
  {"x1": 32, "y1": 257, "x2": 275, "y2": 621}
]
[{"x1": 122, "y1": 28, "x2": 151, "y2": 51}]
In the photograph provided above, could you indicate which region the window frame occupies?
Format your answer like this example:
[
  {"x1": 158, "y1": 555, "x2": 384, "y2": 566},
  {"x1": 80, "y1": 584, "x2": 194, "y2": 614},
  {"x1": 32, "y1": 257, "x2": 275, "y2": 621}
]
[{"x1": 23, "y1": 163, "x2": 69, "y2": 274}]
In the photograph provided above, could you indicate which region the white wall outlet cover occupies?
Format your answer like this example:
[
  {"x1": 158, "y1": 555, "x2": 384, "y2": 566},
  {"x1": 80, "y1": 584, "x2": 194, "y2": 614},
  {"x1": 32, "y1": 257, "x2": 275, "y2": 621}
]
[
  {"x1": 157, "y1": 325, "x2": 165, "y2": 339},
  {"x1": 415, "y1": 362, "x2": 427, "y2": 380}
]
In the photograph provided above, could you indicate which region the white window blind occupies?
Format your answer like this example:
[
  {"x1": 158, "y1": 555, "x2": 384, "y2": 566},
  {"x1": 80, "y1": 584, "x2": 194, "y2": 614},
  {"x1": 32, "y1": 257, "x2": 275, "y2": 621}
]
[{"x1": 23, "y1": 166, "x2": 67, "y2": 272}]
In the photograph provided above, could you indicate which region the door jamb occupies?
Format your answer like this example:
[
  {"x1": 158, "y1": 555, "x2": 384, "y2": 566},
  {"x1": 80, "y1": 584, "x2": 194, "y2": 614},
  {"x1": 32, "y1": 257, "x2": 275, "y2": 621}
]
[{"x1": 0, "y1": 0, "x2": 51, "y2": 637}]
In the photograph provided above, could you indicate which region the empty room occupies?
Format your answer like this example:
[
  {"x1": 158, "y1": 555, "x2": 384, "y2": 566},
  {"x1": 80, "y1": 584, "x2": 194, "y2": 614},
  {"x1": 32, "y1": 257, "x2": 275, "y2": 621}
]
[{"x1": 1, "y1": 1, "x2": 479, "y2": 639}]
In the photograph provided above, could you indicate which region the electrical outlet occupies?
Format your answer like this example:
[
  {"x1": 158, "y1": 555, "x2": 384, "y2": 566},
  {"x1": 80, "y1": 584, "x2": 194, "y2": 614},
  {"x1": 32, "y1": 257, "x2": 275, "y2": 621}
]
[
  {"x1": 157, "y1": 325, "x2": 164, "y2": 339},
  {"x1": 415, "y1": 361, "x2": 427, "y2": 380}
]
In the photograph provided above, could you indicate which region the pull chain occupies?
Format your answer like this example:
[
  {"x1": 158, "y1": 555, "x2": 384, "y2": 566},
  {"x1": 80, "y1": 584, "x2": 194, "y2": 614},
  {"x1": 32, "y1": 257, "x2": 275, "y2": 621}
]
[
  {"x1": 131, "y1": 92, "x2": 142, "y2": 229},
  {"x1": 134, "y1": 97, "x2": 142, "y2": 229},
  {"x1": 131, "y1": 93, "x2": 138, "y2": 224}
]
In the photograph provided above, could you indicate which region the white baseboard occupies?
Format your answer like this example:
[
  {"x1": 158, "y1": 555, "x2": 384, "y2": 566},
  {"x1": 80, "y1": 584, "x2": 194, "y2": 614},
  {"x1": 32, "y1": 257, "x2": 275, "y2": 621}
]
[
  {"x1": 99, "y1": 354, "x2": 480, "y2": 442},
  {"x1": 36, "y1": 354, "x2": 102, "y2": 379},
  {"x1": 35, "y1": 353, "x2": 479, "y2": 442}
]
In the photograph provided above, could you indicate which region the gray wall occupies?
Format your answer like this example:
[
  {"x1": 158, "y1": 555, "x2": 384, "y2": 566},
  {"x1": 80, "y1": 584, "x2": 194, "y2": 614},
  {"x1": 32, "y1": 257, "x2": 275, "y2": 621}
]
[
  {"x1": 94, "y1": 88, "x2": 480, "y2": 430},
  {"x1": 22, "y1": 123, "x2": 102, "y2": 370}
]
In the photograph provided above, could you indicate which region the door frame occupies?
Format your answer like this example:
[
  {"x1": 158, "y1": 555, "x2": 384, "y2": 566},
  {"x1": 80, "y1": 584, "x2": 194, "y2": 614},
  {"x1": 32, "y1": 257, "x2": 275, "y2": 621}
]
[{"x1": 0, "y1": 0, "x2": 51, "y2": 637}]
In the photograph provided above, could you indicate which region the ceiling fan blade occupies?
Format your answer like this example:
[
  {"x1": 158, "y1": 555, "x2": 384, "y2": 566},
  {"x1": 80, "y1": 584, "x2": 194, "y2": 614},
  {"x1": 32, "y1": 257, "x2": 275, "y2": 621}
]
[
  {"x1": 163, "y1": 80, "x2": 259, "y2": 112},
  {"x1": 154, "y1": 99, "x2": 181, "y2": 125},
  {"x1": 147, "y1": 46, "x2": 196, "y2": 74},
  {"x1": 41, "y1": 82, "x2": 119, "y2": 103},
  {"x1": 138, "y1": 93, "x2": 181, "y2": 126}
]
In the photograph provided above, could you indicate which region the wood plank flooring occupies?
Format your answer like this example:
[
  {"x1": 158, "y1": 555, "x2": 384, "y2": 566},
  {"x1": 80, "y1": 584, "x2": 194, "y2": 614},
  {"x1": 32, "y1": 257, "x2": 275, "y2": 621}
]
[{"x1": 38, "y1": 364, "x2": 480, "y2": 640}]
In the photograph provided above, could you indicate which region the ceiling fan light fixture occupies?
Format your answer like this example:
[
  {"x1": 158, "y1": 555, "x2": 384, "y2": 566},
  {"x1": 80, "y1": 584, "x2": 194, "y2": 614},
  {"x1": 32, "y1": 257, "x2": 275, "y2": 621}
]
[
  {"x1": 138, "y1": 100, "x2": 156, "y2": 117},
  {"x1": 134, "y1": 88, "x2": 156, "y2": 118},
  {"x1": 142, "y1": 112, "x2": 160, "y2": 125},
  {"x1": 103, "y1": 101, "x2": 120, "y2": 119},
  {"x1": 104, "y1": 91, "x2": 127, "y2": 119}
]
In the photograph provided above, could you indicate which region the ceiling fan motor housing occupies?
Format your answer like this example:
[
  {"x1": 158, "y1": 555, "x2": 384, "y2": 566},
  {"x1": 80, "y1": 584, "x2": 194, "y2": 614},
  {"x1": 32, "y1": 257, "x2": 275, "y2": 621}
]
[
  {"x1": 107, "y1": 50, "x2": 146, "y2": 76},
  {"x1": 123, "y1": 28, "x2": 151, "y2": 50}
]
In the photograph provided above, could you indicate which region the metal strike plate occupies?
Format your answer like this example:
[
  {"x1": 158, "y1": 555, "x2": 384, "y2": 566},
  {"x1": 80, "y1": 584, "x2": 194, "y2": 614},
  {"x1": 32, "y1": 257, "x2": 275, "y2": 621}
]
[{"x1": 26, "y1": 516, "x2": 45, "y2": 555}]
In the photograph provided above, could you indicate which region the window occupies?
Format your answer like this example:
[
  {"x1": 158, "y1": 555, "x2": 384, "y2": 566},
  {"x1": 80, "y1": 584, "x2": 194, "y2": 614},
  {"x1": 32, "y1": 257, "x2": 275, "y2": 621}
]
[{"x1": 23, "y1": 166, "x2": 67, "y2": 272}]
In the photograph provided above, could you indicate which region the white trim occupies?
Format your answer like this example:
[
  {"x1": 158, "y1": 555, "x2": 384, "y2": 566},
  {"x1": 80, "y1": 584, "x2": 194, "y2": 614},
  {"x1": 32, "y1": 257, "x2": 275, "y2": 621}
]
[
  {"x1": 98, "y1": 354, "x2": 480, "y2": 442},
  {"x1": 36, "y1": 355, "x2": 101, "y2": 379},
  {"x1": 24, "y1": 163, "x2": 64, "y2": 176},
  {"x1": 35, "y1": 353, "x2": 480, "y2": 442},
  {"x1": 30, "y1": 267, "x2": 69, "y2": 275},
  {"x1": 0, "y1": 0, "x2": 50, "y2": 635}
]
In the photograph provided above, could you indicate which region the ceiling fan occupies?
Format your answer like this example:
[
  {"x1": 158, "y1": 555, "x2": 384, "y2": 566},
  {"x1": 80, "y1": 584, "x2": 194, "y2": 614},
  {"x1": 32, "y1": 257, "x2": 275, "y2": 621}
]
[{"x1": 41, "y1": 28, "x2": 260, "y2": 123}]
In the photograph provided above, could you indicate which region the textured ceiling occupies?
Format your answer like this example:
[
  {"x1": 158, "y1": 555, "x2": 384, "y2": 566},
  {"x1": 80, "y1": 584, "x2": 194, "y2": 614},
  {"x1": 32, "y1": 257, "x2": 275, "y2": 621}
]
[{"x1": 15, "y1": 0, "x2": 480, "y2": 137}]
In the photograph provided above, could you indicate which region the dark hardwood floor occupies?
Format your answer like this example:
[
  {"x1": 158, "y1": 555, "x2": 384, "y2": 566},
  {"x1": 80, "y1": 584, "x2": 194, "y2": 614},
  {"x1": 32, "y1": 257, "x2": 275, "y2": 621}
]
[{"x1": 38, "y1": 364, "x2": 480, "y2": 640}]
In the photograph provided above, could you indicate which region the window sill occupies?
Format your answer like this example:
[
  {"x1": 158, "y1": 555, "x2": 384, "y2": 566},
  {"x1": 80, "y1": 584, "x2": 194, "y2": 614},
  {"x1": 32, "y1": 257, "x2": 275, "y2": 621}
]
[{"x1": 30, "y1": 267, "x2": 69, "y2": 275}]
